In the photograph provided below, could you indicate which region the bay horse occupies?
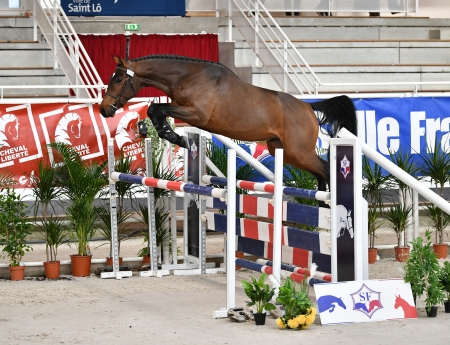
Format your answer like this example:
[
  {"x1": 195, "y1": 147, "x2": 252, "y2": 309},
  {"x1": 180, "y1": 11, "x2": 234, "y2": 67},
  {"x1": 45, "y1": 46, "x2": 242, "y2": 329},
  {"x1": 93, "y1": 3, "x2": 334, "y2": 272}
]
[{"x1": 99, "y1": 55, "x2": 357, "y2": 193}]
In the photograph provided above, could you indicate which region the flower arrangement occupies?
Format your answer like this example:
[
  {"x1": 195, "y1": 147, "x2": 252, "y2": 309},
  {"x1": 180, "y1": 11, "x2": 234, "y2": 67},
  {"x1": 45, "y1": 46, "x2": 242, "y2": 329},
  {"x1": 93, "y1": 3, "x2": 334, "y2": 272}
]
[{"x1": 275, "y1": 264, "x2": 317, "y2": 330}]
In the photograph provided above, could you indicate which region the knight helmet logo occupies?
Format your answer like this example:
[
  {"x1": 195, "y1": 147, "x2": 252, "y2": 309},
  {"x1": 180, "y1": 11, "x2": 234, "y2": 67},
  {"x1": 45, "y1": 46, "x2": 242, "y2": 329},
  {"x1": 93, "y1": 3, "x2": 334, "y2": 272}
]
[
  {"x1": 0, "y1": 114, "x2": 19, "y2": 148},
  {"x1": 115, "y1": 111, "x2": 140, "y2": 150},
  {"x1": 55, "y1": 112, "x2": 82, "y2": 145},
  {"x1": 190, "y1": 142, "x2": 198, "y2": 160},
  {"x1": 340, "y1": 154, "x2": 351, "y2": 179}
]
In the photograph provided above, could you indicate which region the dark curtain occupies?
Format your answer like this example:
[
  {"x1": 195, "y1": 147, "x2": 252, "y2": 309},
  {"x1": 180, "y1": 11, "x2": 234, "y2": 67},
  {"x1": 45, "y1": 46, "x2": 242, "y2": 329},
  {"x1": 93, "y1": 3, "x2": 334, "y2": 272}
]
[
  {"x1": 78, "y1": 34, "x2": 127, "y2": 88},
  {"x1": 128, "y1": 34, "x2": 219, "y2": 97}
]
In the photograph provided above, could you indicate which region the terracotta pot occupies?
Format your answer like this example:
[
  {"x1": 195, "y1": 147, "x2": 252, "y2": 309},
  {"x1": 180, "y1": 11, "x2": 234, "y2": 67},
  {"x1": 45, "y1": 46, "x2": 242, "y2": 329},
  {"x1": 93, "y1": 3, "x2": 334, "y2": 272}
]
[
  {"x1": 433, "y1": 243, "x2": 448, "y2": 259},
  {"x1": 106, "y1": 257, "x2": 123, "y2": 266},
  {"x1": 236, "y1": 251, "x2": 244, "y2": 270},
  {"x1": 368, "y1": 248, "x2": 378, "y2": 264},
  {"x1": 9, "y1": 265, "x2": 25, "y2": 281},
  {"x1": 70, "y1": 255, "x2": 92, "y2": 277},
  {"x1": 44, "y1": 261, "x2": 61, "y2": 279},
  {"x1": 394, "y1": 246, "x2": 410, "y2": 262},
  {"x1": 143, "y1": 255, "x2": 151, "y2": 264}
]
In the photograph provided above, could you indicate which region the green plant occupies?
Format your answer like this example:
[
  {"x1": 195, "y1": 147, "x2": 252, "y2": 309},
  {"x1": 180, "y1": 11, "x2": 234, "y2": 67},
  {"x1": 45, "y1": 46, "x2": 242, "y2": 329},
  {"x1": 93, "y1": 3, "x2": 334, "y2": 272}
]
[
  {"x1": 362, "y1": 155, "x2": 390, "y2": 249},
  {"x1": 275, "y1": 275, "x2": 316, "y2": 329},
  {"x1": 440, "y1": 261, "x2": 450, "y2": 301},
  {"x1": 0, "y1": 187, "x2": 33, "y2": 266},
  {"x1": 241, "y1": 273, "x2": 276, "y2": 314},
  {"x1": 50, "y1": 142, "x2": 107, "y2": 256},
  {"x1": 419, "y1": 138, "x2": 450, "y2": 244},
  {"x1": 30, "y1": 158, "x2": 68, "y2": 262},
  {"x1": 384, "y1": 201, "x2": 412, "y2": 248},
  {"x1": 404, "y1": 230, "x2": 445, "y2": 309}
]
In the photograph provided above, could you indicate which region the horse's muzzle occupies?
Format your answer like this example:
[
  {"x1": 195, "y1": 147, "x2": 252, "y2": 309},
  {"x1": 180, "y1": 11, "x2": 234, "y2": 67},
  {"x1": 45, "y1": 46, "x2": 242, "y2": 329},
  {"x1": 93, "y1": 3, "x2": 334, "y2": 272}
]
[{"x1": 100, "y1": 106, "x2": 115, "y2": 118}]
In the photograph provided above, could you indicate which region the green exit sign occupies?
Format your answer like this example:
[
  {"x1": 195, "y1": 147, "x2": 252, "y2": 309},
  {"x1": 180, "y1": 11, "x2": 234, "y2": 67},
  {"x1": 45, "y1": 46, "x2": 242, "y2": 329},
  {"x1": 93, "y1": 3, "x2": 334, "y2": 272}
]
[{"x1": 125, "y1": 24, "x2": 140, "y2": 31}]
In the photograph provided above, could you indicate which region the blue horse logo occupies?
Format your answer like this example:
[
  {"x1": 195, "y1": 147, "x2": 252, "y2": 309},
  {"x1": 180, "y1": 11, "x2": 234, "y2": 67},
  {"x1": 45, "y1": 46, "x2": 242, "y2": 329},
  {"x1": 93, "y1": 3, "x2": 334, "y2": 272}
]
[{"x1": 317, "y1": 295, "x2": 347, "y2": 313}]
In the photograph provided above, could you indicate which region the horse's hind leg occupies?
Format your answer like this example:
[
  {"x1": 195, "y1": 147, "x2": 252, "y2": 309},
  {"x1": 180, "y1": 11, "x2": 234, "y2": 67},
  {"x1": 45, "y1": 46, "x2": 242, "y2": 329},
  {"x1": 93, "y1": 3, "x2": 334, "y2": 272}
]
[{"x1": 147, "y1": 103, "x2": 188, "y2": 148}]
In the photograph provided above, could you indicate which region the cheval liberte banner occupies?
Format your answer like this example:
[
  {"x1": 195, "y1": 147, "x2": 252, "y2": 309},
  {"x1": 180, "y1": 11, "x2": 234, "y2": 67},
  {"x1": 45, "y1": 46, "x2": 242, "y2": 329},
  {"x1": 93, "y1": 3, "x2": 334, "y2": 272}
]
[
  {"x1": 0, "y1": 102, "x2": 150, "y2": 188},
  {"x1": 61, "y1": 0, "x2": 185, "y2": 17}
]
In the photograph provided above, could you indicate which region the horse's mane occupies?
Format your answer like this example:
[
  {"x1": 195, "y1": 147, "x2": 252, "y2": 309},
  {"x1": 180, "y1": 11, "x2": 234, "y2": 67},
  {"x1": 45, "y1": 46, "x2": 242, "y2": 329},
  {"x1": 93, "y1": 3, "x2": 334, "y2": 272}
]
[{"x1": 130, "y1": 54, "x2": 237, "y2": 76}]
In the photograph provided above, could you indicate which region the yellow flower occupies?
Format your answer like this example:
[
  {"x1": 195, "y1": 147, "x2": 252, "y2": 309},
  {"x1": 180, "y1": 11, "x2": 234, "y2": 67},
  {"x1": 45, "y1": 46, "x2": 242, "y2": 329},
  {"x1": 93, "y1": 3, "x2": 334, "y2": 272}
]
[
  {"x1": 287, "y1": 318, "x2": 299, "y2": 329},
  {"x1": 307, "y1": 307, "x2": 317, "y2": 318},
  {"x1": 294, "y1": 314, "x2": 306, "y2": 325},
  {"x1": 305, "y1": 313, "x2": 315, "y2": 325},
  {"x1": 276, "y1": 317, "x2": 286, "y2": 329}
]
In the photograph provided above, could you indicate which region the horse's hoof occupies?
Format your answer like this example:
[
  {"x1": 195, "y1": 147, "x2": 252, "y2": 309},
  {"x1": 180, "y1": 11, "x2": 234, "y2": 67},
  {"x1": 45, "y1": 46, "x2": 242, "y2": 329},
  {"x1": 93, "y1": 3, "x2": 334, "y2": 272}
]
[{"x1": 178, "y1": 136, "x2": 189, "y2": 149}]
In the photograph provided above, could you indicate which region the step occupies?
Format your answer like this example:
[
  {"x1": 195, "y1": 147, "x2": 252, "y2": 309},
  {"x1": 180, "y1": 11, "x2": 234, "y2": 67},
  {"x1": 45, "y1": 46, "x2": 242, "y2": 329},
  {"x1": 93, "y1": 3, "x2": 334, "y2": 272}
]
[
  {"x1": 234, "y1": 40, "x2": 450, "y2": 66},
  {"x1": 0, "y1": 42, "x2": 56, "y2": 67}
]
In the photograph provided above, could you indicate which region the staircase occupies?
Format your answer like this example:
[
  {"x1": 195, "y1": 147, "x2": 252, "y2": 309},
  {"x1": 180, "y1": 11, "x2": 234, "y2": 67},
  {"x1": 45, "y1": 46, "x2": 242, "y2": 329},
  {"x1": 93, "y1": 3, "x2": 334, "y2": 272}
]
[{"x1": 0, "y1": 16, "x2": 68, "y2": 98}]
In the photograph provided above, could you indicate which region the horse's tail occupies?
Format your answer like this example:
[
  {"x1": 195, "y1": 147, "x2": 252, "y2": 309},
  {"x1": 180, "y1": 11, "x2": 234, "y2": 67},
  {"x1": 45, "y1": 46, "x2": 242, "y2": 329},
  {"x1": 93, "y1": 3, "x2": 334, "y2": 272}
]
[{"x1": 310, "y1": 95, "x2": 357, "y2": 137}]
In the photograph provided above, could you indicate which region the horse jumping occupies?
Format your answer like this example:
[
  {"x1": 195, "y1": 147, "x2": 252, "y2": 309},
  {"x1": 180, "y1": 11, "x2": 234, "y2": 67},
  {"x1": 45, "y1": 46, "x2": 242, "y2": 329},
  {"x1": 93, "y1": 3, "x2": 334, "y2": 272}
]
[{"x1": 99, "y1": 55, "x2": 357, "y2": 192}]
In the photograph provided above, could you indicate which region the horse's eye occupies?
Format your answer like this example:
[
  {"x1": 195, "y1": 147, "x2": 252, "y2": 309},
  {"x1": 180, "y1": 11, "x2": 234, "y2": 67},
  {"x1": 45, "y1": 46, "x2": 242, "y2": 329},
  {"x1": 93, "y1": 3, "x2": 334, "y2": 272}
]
[{"x1": 115, "y1": 78, "x2": 122, "y2": 83}]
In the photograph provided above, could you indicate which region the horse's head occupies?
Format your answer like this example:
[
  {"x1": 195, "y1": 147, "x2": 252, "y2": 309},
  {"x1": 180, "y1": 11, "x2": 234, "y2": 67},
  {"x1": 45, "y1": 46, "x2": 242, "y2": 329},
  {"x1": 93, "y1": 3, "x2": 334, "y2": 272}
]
[
  {"x1": 100, "y1": 56, "x2": 139, "y2": 118},
  {"x1": 394, "y1": 294, "x2": 401, "y2": 309}
]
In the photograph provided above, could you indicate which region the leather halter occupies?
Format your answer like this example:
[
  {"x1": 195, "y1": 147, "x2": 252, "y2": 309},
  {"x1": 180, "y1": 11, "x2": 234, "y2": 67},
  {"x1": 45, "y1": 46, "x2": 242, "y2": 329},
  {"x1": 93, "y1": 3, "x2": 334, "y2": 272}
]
[{"x1": 105, "y1": 65, "x2": 137, "y2": 111}]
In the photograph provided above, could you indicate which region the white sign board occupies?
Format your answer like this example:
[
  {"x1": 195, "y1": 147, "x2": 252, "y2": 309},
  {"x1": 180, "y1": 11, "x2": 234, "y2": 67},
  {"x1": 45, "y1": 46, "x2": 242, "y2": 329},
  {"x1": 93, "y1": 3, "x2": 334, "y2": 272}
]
[{"x1": 314, "y1": 279, "x2": 418, "y2": 325}]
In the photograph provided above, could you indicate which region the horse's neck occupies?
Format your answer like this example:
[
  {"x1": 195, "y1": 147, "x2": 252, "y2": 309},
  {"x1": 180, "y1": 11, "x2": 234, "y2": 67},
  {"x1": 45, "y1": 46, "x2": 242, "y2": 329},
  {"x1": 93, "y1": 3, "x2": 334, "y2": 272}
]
[{"x1": 137, "y1": 59, "x2": 185, "y2": 86}]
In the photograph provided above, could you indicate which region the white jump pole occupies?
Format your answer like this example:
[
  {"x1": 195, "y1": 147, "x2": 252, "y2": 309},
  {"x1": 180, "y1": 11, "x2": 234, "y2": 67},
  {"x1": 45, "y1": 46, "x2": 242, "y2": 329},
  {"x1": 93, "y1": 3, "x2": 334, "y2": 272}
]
[
  {"x1": 271, "y1": 149, "x2": 283, "y2": 289},
  {"x1": 338, "y1": 128, "x2": 450, "y2": 215}
]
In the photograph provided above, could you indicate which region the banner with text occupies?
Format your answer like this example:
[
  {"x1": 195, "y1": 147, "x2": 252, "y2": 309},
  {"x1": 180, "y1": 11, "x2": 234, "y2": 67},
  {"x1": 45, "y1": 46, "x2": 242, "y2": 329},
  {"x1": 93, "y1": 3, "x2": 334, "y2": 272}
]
[{"x1": 61, "y1": 0, "x2": 185, "y2": 17}]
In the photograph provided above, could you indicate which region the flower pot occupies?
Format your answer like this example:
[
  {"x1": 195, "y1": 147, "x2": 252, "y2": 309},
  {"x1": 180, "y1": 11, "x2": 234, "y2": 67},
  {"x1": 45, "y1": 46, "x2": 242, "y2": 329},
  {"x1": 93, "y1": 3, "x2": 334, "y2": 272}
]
[
  {"x1": 444, "y1": 301, "x2": 450, "y2": 313},
  {"x1": 143, "y1": 255, "x2": 151, "y2": 264},
  {"x1": 106, "y1": 257, "x2": 123, "y2": 266},
  {"x1": 254, "y1": 312, "x2": 266, "y2": 326},
  {"x1": 9, "y1": 265, "x2": 25, "y2": 281},
  {"x1": 426, "y1": 306, "x2": 438, "y2": 317},
  {"x1": 368, "y1": 248, "x2": 378, "y2": 264},
  {"x1": 44, "y1": 261, "x2": 61, "y2": 279},
  {"x1": 394, "y1": 246, "x2": 410, "y2": 262},
  {"x1": 433, "y1": 243, "x2": 448, "y2": 259},
  {"x1": 70, "y1": 255, "x2": 92, "y2": 277}
]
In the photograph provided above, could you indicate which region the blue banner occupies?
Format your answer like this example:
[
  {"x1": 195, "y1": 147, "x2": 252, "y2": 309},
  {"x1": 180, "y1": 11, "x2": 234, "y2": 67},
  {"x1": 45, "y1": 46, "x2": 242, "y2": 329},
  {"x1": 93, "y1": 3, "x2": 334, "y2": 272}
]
[{"x1": 61, "y1": 0, "x2": 185, "y2": 17}]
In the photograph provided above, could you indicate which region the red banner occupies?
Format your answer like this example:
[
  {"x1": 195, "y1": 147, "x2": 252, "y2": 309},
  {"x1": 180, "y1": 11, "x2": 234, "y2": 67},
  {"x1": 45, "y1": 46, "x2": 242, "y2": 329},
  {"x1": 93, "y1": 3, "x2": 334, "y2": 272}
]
[{"x1": 0, "y1": 102, "x2": 150, "y2": 188}]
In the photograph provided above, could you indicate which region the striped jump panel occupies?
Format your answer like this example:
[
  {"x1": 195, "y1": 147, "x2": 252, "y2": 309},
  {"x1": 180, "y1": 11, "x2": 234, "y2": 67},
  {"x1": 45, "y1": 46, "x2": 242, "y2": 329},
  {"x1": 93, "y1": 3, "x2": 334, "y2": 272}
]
[
  {"x1": 206, "y1": 212, "x2": 331, "y2": 255},
  {"x1": 206, "y1": 195, "x2": 330, "y2": 229},
  {"x1": 236, "y1": 237, "x2": 331, "y2": 274}
]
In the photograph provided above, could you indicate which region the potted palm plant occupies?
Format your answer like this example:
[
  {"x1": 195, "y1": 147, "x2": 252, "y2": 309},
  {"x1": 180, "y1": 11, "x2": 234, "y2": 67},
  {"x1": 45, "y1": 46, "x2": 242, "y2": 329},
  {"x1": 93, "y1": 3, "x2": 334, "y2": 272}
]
[
  {"x1": 241, "y1": 273, "x2": 276, "y2": 325},
  {"x1": 30, "y1": 159, "x2": 69, "y2": 279},
  {"x1": 50, "y1": 142, "x2": 107, "y2": 277},
  {"x1": 384, "y1": 201, "x2": 412, "y2": 262},
  {"x1": 419, "y1": 139, "x2": 450, "y2": 258},
  {"x1": 440, "y1": 261, "x2": 450, "y2": 313},
  {"x1": 0, "y1": 185, "x2": 33, "y2": 280},
  {"x1": 362, "y1": 156, "x2": 390, "y2": 264},
  {"x1": 404, "y1": 230, "x2": 445, "y2": 317}
]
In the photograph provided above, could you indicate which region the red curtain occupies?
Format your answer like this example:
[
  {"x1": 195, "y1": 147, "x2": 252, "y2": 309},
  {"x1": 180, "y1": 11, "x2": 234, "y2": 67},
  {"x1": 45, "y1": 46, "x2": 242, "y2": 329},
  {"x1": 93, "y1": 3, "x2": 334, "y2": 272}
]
[
  {"x1": 78, "y1": 34, "x2": 127, "y2": 86},
  {"x1": 128, "y1": 34, "x2": 219, "y2": 97}
]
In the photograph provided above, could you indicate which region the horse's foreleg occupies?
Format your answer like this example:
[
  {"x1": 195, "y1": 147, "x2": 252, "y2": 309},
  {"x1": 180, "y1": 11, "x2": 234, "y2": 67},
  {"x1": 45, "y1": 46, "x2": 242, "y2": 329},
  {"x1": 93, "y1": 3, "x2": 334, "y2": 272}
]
[{"x1": 147, "y1": 103, "x2": 189, "y2": 149}]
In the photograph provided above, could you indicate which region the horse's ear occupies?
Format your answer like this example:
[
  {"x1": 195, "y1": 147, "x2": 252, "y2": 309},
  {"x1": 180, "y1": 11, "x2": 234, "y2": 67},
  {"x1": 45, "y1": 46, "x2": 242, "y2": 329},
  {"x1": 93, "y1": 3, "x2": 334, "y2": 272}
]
[{"x1": 113, "y1": 55, "x2": 125, "y2": 67}]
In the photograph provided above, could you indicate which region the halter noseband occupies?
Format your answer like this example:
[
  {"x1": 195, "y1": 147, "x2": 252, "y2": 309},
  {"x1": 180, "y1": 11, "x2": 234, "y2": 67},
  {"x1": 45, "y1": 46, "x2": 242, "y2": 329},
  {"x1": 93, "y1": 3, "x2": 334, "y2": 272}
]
[{"x1": 105, "y1": 65, "x2": 137, "y2": 111}]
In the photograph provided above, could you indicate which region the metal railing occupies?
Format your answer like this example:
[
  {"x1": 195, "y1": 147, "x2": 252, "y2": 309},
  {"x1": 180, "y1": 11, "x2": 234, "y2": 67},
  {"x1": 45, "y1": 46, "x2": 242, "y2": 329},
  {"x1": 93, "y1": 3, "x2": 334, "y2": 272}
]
[{"x1": 21, "y1": 0, "x2": 103, "y2": 98}]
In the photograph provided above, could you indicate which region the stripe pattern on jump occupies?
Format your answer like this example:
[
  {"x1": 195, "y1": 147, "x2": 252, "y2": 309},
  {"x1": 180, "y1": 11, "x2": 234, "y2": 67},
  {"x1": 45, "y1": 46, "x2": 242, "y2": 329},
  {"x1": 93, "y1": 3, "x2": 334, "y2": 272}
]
[
  {"x1": 235, "y1": 259, "x2": 328, "y2": 286},
  {"x1": 206, "y1": 212, "x2": 331, "y2": 255},
  {"x1": 255, "y1": 259, "x2": 332, "y2": 282},
  {"x1": 111, "y1": 172, "x2": 226, "y2": 199},
  {"x1": 206, "y1": 195, "x2": 330, "y2": 229},
  {"x1": 202, "y1": 175, "x2": 330, "y2": 201}
]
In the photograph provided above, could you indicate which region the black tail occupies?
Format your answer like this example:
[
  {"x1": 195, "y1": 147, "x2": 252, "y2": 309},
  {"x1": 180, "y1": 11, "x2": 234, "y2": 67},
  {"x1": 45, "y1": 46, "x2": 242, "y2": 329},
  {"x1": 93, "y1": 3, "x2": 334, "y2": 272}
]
[{"x1": 310, "y1": 95, "x2": 357, "y2": 137}]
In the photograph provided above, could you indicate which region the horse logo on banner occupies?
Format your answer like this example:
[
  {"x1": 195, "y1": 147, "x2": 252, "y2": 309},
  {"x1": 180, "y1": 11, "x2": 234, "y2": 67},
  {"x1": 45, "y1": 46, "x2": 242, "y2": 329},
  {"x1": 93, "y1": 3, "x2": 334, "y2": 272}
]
[
  {"x1": 0, "y1": 114, "x2": 19, "y2": 147},
  {"x1": 336, "y1": 204, "x2": 354, "y2": 239},
  {"x1": 55, "y1": 112, "x2": 82, "y2": 145},
  {"x1": 115, "y1": 111, "x2": 140, "y2": 150}
]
